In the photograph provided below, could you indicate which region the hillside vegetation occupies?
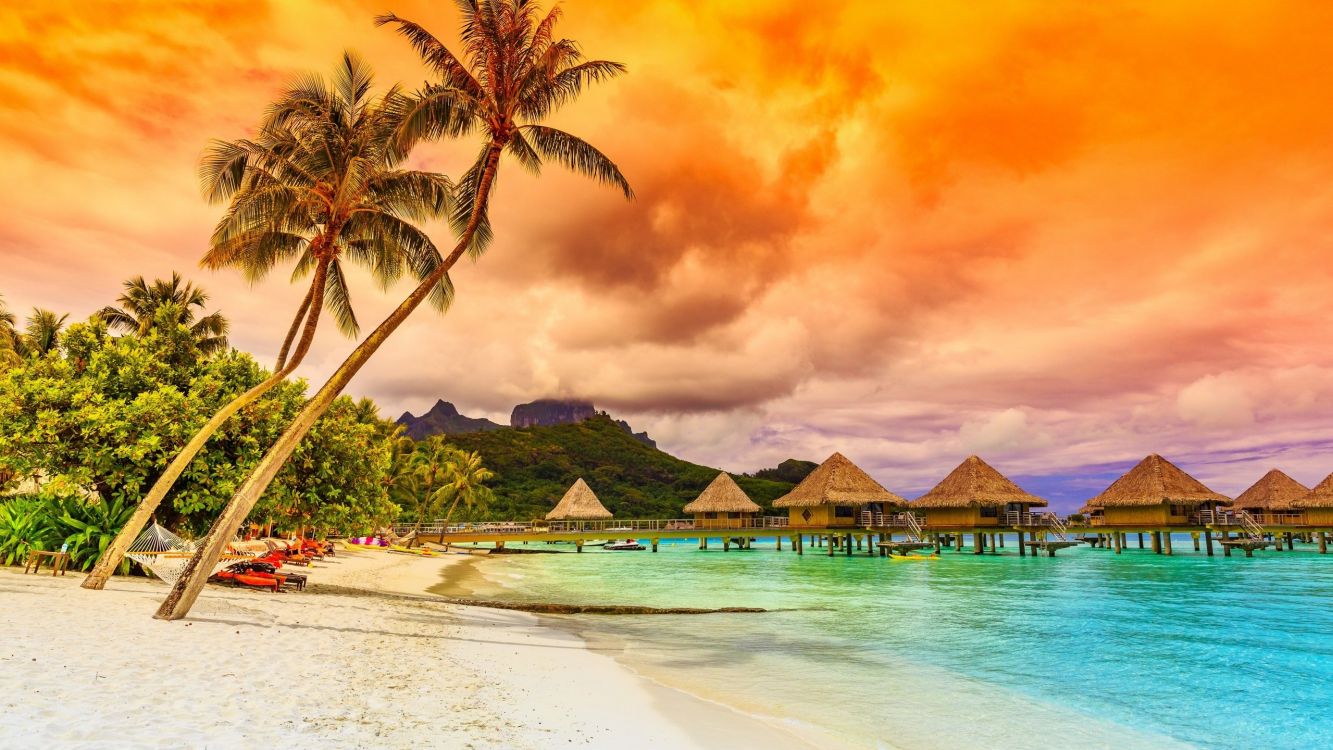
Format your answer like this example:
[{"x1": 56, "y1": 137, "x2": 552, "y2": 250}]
[{"x1": 444, "y1": 415, "x2": 796, "y2": 520}]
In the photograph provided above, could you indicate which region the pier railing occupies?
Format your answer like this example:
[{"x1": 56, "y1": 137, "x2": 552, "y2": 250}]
[
  {"x1": 1001, "y1": 511, "x2": 1067, "y2": 528},
  {"x1": 859, "y1": 511, "x2": 922, "y2": 529},
  {"x1": 1191, "y1": 510, "x2": 1306, "y2": 527}
]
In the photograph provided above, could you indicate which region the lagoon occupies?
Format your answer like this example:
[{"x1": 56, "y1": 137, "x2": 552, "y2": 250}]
[{"x1": 445, "y1": 537, "x2": 1333, "y2": 749}]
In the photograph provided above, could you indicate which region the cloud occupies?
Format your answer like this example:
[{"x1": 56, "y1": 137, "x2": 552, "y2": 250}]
[
  {"x1": 4, "y1": 0, "x2": 1333, "y2": 512},
  {"x1": 960, "y1": 408, "x2": 1045, "y2": 454},
  {"x1": 1176, "y1": 374, "x2": 1255, "y2": 428}
]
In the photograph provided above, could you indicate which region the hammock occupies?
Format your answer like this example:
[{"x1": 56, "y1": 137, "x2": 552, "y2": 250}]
[
  {"x1": 377, "y1": 526, "x2": 417, "y2": 546},
  {"x1": 126, "y1": 523, "x2": 249, "y2": 585}
]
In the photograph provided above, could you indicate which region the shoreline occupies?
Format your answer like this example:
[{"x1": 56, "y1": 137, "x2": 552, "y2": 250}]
[
  {"x1": 0, "y1": 549, "x2": 821, "y2": 749},
  {"x1": 432, "y1": 550, "x2": 847, "y2": 750}
]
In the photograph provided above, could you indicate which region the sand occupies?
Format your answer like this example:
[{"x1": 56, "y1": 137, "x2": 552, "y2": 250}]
[{"x1": 0, "y1": 549, "x2": 819, "y2": 749}]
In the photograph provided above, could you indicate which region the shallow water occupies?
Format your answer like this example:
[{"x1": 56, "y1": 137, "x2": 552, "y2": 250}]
[{"x1": 447, "y1": 536, "x2": 1333, "y2": 749}]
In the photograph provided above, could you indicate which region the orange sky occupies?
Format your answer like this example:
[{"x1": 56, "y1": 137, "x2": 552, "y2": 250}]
[{"x1": 3, "y1": 0, "x2": 1333, "y2": 505}]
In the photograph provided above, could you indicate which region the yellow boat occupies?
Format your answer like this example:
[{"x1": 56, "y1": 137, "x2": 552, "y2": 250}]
[{"x1": 389, "y1": 544, "x2": 437, "y2": 557}]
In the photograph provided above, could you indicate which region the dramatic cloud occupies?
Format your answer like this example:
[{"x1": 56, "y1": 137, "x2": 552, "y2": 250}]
[{"x1": 3, "y1": 0, "x2": 1333, "y2": 509}]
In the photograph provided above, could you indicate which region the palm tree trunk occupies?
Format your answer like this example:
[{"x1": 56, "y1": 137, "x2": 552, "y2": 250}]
[
  {"x1": 442, "y1": 494, "x2": 463, "y2": 527},
  {"x1": 81, "y1": 258, "x2": 331, "y2": 590},
  {"x1": 274, "y1": 283, "x2": 315, "y2": 371},
  {"x1": 155, "y1": 144, "x2": 504, "y2": 620}
]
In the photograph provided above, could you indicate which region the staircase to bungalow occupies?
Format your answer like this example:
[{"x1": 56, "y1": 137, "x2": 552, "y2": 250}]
[
  {"x1": 900, "y1": 512, "x2": 925, "y2": 543},
  {"x1": 1236, "y1": 509, "x2": 1266, "y2": 541},
  {"x1": 1045, "y1": 513, "x2": 1070, "y2": 542}
]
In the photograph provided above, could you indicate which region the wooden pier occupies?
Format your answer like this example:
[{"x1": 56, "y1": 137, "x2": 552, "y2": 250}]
[
  {"x1": 394, "y1": 457, "x2": 1333, "y2": 562},
  {"x1": 398, "y1": 514, "x2": 1333, "y2": 560}
]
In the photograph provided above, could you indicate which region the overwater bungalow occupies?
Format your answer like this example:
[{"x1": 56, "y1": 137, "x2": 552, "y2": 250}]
[
  {"x1": 545, "y1": 478, "x2": 612, "y2": 528},
  {"x1": 683, "y1": 473, "x2": 761, "y2": 529},
  {"x1": 1083, "y1": 454, "x2": 1230, "y2": 554},
  {"x1": 1231, "y1": 469, "x2": 1310, "y2": 525},
  {"x1": 1294, "y1": 473, "x2": 1333, "y2": 527},
  {"x1": 910, "y1": 455, "x2": 1047, "y2": 529},
  {"x1": 773, "y1": 452, "x2": 906, "y2": 528}
]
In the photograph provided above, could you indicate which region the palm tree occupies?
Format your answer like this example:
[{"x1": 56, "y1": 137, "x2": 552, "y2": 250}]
[
  {"x1": 22, "y1": 308, "x2": 68, "y2": 357},
  {"x1": 0, "y1": 295, "x2": 19, "y2": 367},
  {"x1": 404, "y1": 436, "x2": 457, "y2": 538},
  {"x1": 82, "y1": 53, "x2": 454, "y2": 591},
  {"x1": 393, "y1": 439, "x2": 493, "y2": 543},
  {"x1": 156, "y1": 0, "x2": 632, "y2": 619},
  {"x1": 98, "y1": 273, "x2": 230, "y2": 354},
  {"x1": 437, "y1": 448, "x2": 494, "y2": 527}
]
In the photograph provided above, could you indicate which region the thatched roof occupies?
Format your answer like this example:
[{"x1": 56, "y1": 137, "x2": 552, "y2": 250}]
[
  {"x1": 544, "y1": 478, "x2": 612, "y2": 520},
  {"x1": 683, "y1": 472, "x2": 762, "y2": 514},
  {"x1": 1294, "y1": 473, "x2": 1333, "y2": 509},
  {"x1": 773, "y1": 452, "x2": 906, "y2": 508},
  {"x1": 1084, "y1": 454, "x2": 1231, "y2": 508},
  {"x1": 1232, "y1": 469, "x2": 1310, "y2": 511},
  {"x1": 910, "y1": 455, "x2": 1047, "y2": 509}
]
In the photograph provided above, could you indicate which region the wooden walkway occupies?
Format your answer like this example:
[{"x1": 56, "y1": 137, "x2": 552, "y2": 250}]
[{"x1": 398, "y1": 514, "x2": 1333, "y2": 559}]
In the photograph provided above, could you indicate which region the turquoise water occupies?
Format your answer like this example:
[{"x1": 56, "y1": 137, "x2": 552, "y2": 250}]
[{"x1": 451, "y1": 536, "x2": 1333, "y2": 749}]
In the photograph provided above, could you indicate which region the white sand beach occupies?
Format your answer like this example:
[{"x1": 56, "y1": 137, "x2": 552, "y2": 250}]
[{"x1": 0, "y1": 549, "x2": 818, "y2": 749}]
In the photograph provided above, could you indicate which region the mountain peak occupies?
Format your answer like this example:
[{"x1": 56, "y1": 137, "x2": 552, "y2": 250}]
[
  {"x1": 511, "y1": 399, "x2": 596, "y2": 428},
  {"x1": 397, "y1": 400, "x2": 502, "y2": 440},
  {"x1": 429, "y1": 399, "x2": 460, "y2": 418}
]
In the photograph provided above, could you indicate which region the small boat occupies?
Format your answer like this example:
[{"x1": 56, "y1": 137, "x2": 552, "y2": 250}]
[
  {"x1": 605, "y1": 539, "x2": 645, "y2": 551},
  {"x1": 389, "y1": 545, "x2": 438, "y2": 557},
  {"x1": 890, "y1": 554, "x2": 939, "y2": 562}
]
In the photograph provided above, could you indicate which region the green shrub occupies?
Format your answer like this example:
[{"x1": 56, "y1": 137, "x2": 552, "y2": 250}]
[
  {"x1": 0, "y1": 492, "x2": 136, "y2": 573},
  {"x1": 0, "y1": 496, "x2": 52, "y2": 565}
]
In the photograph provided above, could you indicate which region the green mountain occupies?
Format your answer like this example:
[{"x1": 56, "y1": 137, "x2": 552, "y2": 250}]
[
  {"x1": 443, "y1": 414, "x2": 797, "y2": 521},
  {"x1": 752, "y1": 458, "x2": 819, "y2": 484}
]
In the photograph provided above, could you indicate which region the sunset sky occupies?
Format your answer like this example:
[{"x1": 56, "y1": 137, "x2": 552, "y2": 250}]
[{"x1": 4, "y1": 0, "x2": 1333, "y2": 509}]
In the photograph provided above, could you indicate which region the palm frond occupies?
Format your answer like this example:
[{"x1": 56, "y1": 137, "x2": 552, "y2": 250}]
[
  {"x1": 519, "y1": 59, "x2": 626, "y2": 120},
  {"x1": 336, "y1": 50, "x2": 375, "y2": 110},
  {"x1": 506, "y1": 130, "x2": 543, "y2": 176},
  {"x1": 95, "y1": 307, "x2": 137, "y2": 333},
  {"x1": 521, "y1": 125, "x2": 632, "y2": 197},
  {"x1": 323, "y1": 260, "x2": 360, "y2": 337},
  {"x1": 449, "y1": 147, "x2": 498, "y2": 258},
  {"x1": 375, "y1": 13, "x2": 485, "y2": 99}
]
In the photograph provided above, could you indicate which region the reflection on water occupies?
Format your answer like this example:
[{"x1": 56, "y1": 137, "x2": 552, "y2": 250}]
[{"x1": 440, "y1": 536, "x2": 1333, "y2": 750}]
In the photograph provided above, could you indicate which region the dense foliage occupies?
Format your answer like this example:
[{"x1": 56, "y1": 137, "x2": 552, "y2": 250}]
[
  {"x1": 0, "y1": 490, "x2": 138, "y2": 573},
  {"x1": 0, "y1": 309, "x2": 399, "y2": 553},
  {"x1": 751, "y1": 458, "x2": 819, "y2": 484},
  {"x1": 254, "y1": 397, "x2": 400, "y2": 536},
  {"x1": 389, "y1": 435, "x2": 495, "y2": 527},
  {"x1": 444, "y1": 415, "x2": 795, "y2": 521}
]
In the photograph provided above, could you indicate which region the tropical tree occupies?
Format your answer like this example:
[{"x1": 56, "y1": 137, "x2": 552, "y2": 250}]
[
  {"x1": 392, "y1": 438, "x2": 493, "y2": 542},
  {"x1": 156, "y1": 0, "x2": 632, "y2": 619},
  {"x1": 22, "y1": 308, "x2": 68, "y2": 357},
  {"x1": 402, "y1": 436, "x2": 458, "y2": 537},
  {"x1": 81, "y1": 53, "x2": 454, "y2": 590},
  {"x1": 0, "y1": 318, "x2": 397, "y2": 546},
  {"x1": 98, "y1": 273, "x2": 230, "y2": 354},
  {"x1": 436, "y1": 447, "x2": 494, "y2": 526},
  {"x1": 0, "y1": 294, "x2": 19, "y2": 368}
]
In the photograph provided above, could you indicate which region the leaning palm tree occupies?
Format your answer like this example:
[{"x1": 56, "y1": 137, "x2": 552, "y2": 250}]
[
  {"x1": 22, "y1": 308, "x2": 68, "y2": 357},
  {"x1": 98, "y1": 273, "x2": 230, "y2": 354},
  {"x1": 82, "y1": 52, "x2": 454, "y2": 590},
  {"x1": 156, "y1": 0, "x2": 632, "y2": 619}
]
